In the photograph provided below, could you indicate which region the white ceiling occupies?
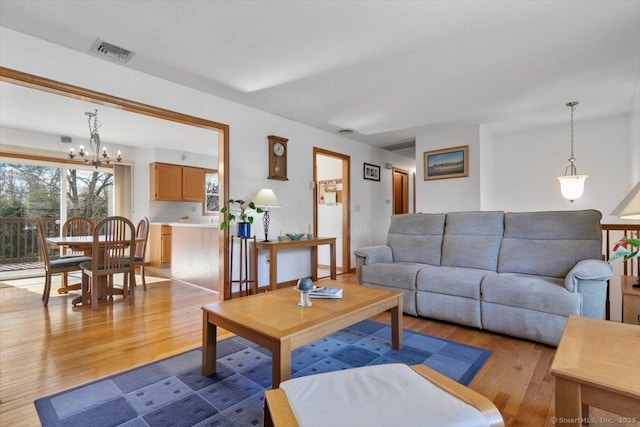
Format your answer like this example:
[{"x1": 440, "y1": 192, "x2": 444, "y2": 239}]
[
  {"x1": 0, "y1": 0, "x2": 639, "y2": 154},
  {"x1": 0, "y1": 82, "x2": 219, "y2": 156}
]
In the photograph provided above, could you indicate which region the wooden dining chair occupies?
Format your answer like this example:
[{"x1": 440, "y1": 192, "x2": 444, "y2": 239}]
[
  {"x1": 79, "y1": 216, "x2": 136, "y2": 310},
  {"x1": 36, "y1": 217, "x2": 91, "y2": 306},
  {"x1": 133, "y1": 217, "x2": 150, "y2": 290},
  {"x1": 60, "y1": 217, "x2": 95, "y2": 293}
]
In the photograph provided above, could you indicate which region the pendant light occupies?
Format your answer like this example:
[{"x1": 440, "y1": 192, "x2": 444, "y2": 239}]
[{"x1": 557, "y1": 101, "x2": 588, "y2": 202}]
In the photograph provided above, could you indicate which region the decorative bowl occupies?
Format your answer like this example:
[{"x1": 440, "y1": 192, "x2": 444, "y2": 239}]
[{"x1": 286, "y1": 233, "x2": 305, "y2": 241}]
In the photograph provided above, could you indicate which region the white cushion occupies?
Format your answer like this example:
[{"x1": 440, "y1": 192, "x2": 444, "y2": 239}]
[{"x1": 279, "y1": 363, "x2": 491, "y2": 427}]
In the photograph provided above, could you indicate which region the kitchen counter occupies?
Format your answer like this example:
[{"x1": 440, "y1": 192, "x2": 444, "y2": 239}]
[
  {"x1": 170, "y1": 224, "x2": 220, "y2": 292},
  {"x1": 169, "y1": 222, "x2": 218, "y2": 228}
]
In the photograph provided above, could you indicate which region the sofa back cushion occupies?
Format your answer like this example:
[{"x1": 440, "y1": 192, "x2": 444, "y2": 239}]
[
  {"x1": 498, "y1": 210, "x2": 602, "y2": 278},
  {"x1": 441, "y1": 211, "x2": 504, "y2": 271},
  {"x1": 387, "y1": 214, "x2": 446, "y2": 265}
]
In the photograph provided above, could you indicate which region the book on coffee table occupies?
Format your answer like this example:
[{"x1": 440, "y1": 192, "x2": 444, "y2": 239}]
[{"x1": 309, "y1": 286, "x2": 343, "y2": 299}]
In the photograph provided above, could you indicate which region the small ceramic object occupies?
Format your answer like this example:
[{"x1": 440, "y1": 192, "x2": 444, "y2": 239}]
[
  {"x1": 286, "y1": 232, "x2": 304, "y2": 241},
  {"x1": 277, "y1": 235, "x2": 285, "y2": 242},
  {"x1": 297, "y1": 277, "x2": 313, "y2": 290},
  {"x1": 295, "y1": 278, "x2": 313, "y2": 307},
  {"x1": 306, "y1": 233, "x2": 313, "y2": 239}
]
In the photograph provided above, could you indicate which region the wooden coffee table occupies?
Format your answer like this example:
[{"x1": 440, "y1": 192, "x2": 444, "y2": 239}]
[
  {"x1": 202, "y1": 282, "x2": 403, "y2": 388},
  {"x1": 550, "y1": 315, "x2": 640, "y2": 427}
]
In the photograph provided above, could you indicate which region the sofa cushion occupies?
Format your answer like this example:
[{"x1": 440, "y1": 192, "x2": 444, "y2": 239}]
[
  {"x1": 498, "y1": 210, "x2": 602, "y2": 278},
  {"x1": 416, "y1": 266, "x2": 494, "y2": 299},
  {"x1": 361, "y1": 262, "x2": 424, "y2": 291},
  {"x1": 481, "y1": 273, "x2": 581, "y2": 317},
  {"x1": 441, "y1": 211, "x2": 504, "y2": 271},
  {"x1": 387, "y1": 214, "x2": 445, "y2": 265}
]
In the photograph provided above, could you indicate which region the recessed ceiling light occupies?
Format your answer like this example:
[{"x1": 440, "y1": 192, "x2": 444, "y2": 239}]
[{"x1": 338, "y1": 129, "x2": 355, "y2": 135}]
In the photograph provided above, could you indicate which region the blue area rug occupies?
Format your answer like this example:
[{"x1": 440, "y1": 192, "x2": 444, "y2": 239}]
[{"x1": 35, "y1": 319, "x2": 492, "y2": 427}]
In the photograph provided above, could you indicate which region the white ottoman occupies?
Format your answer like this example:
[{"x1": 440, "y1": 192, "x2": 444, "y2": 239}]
[{"x1": 264, "y1": 363, "x2": 503, "y2": 427}]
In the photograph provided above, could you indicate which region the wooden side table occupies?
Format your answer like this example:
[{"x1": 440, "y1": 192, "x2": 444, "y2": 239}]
[
  {"x1": 550, "y1": 316, "x2": 640, "y2": 427},
  {"x1": 622, "y1": 275, "x2": 640, "y2": 325}
]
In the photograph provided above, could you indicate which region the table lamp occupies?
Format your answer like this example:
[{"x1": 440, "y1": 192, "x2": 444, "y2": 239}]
[
  {"x1": 252, "y1": 189, "x2": 281, "y2": 241},
  {"x1": 611, "y1": 182, "x2": 640, "y2": 220}
]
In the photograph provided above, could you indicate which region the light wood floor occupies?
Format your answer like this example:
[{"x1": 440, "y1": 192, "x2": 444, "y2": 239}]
[{"x1": 0, "y1": 273, "x2": 635, "y2": 427}]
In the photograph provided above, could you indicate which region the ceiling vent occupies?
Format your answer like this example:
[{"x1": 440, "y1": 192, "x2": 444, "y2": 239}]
[{"x1": 89, "y1": 38, "x2": 135, "y2": 63}]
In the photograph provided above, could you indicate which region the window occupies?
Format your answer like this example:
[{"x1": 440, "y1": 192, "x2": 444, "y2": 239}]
[{"x1": 0, "y1": 158, "x2": 114, "y2": 265}]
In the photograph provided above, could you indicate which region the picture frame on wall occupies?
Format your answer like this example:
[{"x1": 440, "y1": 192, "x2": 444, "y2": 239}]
[
  {"x1": 423, "y1": 145, "x2": 469, "y2": 180},
  {"x1": 363, "y1": 163, "x2": 381, "y2": 181}
]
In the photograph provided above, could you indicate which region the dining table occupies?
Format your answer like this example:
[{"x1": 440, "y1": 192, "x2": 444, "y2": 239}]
[{"x1": 45, "y1": 235, "x2": 143, "y2": 306}]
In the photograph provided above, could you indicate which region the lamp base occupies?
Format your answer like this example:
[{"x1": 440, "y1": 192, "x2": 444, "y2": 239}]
[{"x1": 262, "y1": 210, "x2": 271, "y2": 243}]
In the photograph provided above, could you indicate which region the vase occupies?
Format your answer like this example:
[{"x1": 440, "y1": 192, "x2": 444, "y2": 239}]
[{"x1": 237, "y1": 222, "x2": 251, "y2": 238}]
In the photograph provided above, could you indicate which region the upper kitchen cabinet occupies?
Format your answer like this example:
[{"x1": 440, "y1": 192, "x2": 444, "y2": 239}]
[
  {"x1": 182, "y1": 166, "x2": 205, "y2": 202},
  {"x1": 150, "y1": 162, "x2": 205, "y2": 202}
]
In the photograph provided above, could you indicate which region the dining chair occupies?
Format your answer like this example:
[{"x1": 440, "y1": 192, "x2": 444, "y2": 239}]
[
  {"x1": 37, "y1": 217, "x2": 91, "y2": 306},
  {"x1": 60, "y1": 217, "x2": 95, "y2": 293},
  {"x1": 133, "y1": 217, "x2": 150, "y2": 290},
  {"x1": 79, "y1": 216, "x2": 136, "y2": 310}
]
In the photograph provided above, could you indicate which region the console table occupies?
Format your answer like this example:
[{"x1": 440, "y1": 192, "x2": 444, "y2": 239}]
[{"x1": 254, "y1": 237, "x2": 336, "y2": 289}]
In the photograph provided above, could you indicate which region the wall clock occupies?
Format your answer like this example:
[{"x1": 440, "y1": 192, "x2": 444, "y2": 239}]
[{"x1": 268, "y1": 135, "x2": 288, "y2": 180}]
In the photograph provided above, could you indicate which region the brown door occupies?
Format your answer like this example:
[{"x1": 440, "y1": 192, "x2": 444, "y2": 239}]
[{"x1": 393, "y1": 168, "x2": 409, "y2": 214}]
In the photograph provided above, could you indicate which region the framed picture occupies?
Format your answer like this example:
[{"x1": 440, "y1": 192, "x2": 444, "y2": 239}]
[
  {"x1": 423, "y1": 145, "x2": 469, "y2": 180},
  {"x1": 363, "y1": 163, "x2": 381, "y2": 181}
]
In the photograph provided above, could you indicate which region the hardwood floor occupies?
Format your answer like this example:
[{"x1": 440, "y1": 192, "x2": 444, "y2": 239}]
[{"x1": 0, "y1": 273, "x2": 636, "y2": 426}]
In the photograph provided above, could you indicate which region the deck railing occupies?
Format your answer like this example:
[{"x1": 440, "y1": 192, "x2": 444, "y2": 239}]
[{"x1": 0, "y1": 217, "x2": 59, "y2": 264}]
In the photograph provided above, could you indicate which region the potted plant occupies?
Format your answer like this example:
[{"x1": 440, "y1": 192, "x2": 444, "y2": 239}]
[
  {"x1": 609, "y1": 236, "x2": 640, "y2": 287},
  {"x1": 220, "y1": 199, "x2": 264, "y2": 238}
]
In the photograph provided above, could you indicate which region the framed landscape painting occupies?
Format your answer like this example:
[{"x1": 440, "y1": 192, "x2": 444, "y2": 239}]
[{"x1": 423, "y1": 145, "x2": 469, "y2": 180}]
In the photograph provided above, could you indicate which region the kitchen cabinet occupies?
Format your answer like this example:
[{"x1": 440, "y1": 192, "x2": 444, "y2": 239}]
[
  {"x1": 150, "y1": 224, "x2": 172, "y2": 266},
  {"x1": 150, "y1": 162, "x2": 205, "y2": 202}
]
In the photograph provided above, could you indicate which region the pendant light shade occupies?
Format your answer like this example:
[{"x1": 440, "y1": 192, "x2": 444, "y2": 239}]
[
  {"x1": 557, "y1": 101, "x2": 588, "y2": 202},
  {"x1": 558, "y1": 175, "x2": 588, "y2": 202}
]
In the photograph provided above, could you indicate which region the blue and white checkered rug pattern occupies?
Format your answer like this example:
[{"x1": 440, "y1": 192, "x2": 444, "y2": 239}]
[{"x1": 35, "y1": 319, "x2": 492, "y2": 427}]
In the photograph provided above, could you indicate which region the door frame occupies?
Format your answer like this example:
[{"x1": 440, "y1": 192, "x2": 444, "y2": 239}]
[
  {"x1": 0, "y1": 66, "x2": 233, "y2": 299},
  {"x1": 313, "y1": 147, "x2": 351, "y2": 274}
]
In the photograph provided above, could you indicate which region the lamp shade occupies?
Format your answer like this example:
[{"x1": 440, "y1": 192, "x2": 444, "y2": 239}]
[
  {"x1": 252, "y1": 189, "x2": 281, "y2": 209},
  {"x1": 558, "y1": 175, "x2": 588, "y2": 202},
  {"x1": 611, "y1": 182, "x2": 640, "y2": 220}
]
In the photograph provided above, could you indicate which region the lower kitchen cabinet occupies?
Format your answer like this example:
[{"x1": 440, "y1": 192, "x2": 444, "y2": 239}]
[{"x1": 150, "y1": 224, "x2": 172, "y2": 267}]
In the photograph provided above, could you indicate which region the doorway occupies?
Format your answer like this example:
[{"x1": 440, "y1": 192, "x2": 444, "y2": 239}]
[
  {"x1": 392, "y1": 167, "x2": 410, "y2": 215},
  {"x1": 313, "y1": 148, "x2": 350, "y2": 278},
  {"x1": 0, "y1": 67, "x2": 232, "y2": 299}
]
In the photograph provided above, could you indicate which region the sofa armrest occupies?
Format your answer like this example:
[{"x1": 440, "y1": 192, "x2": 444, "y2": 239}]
[
  {"x1": 354, "y1": 245, "x2": 393, "y2": 266},
  {"x1": 354, "y1": 246, "x2": 393, "y2": 283},
  {"x1": 564, "y1": 259, "x2": 613, "y2": 292}
]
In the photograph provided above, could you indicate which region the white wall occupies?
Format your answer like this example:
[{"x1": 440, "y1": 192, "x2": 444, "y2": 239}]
[
  {"x1": 0, "y1": 26, "x2": 411, "y2": 283},
  {"x1": 489, "y1": 114, "x2": 632, "y2": 222},
  {"x1": 415, "y1": 125, "x2": 481, "y2": 212},
  {"x1": 479, "y1": 125, "x2": 496, "y2": 210}
]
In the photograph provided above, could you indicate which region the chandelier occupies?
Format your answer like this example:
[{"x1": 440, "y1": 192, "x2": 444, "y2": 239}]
[
  {"x1": 68, "y1": 109, "x2": 122, "y2": 168},
  {"x1": 557, "y1": 101, "x2": 588, "y2": 202}
]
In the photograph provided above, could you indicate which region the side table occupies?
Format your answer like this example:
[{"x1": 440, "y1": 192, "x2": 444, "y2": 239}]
[
  {"x1": 622, "y1": 275, "x2": 640, "y2": 325},
  {"x1": 550, "y1": 316, "x2": 640, "y2": 427},
  {"x1": 229, "y1": 236, "x2": 257, "y2": 297}
]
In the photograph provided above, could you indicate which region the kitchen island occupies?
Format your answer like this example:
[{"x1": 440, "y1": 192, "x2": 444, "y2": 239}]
[{"x1": 170, "y1": 222, "x2": 220, "y2": 292}]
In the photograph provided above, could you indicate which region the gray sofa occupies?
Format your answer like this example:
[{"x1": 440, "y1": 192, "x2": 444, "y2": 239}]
[{"x1": 354, "y1": 210, "x2": 612, "y2": 346}]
